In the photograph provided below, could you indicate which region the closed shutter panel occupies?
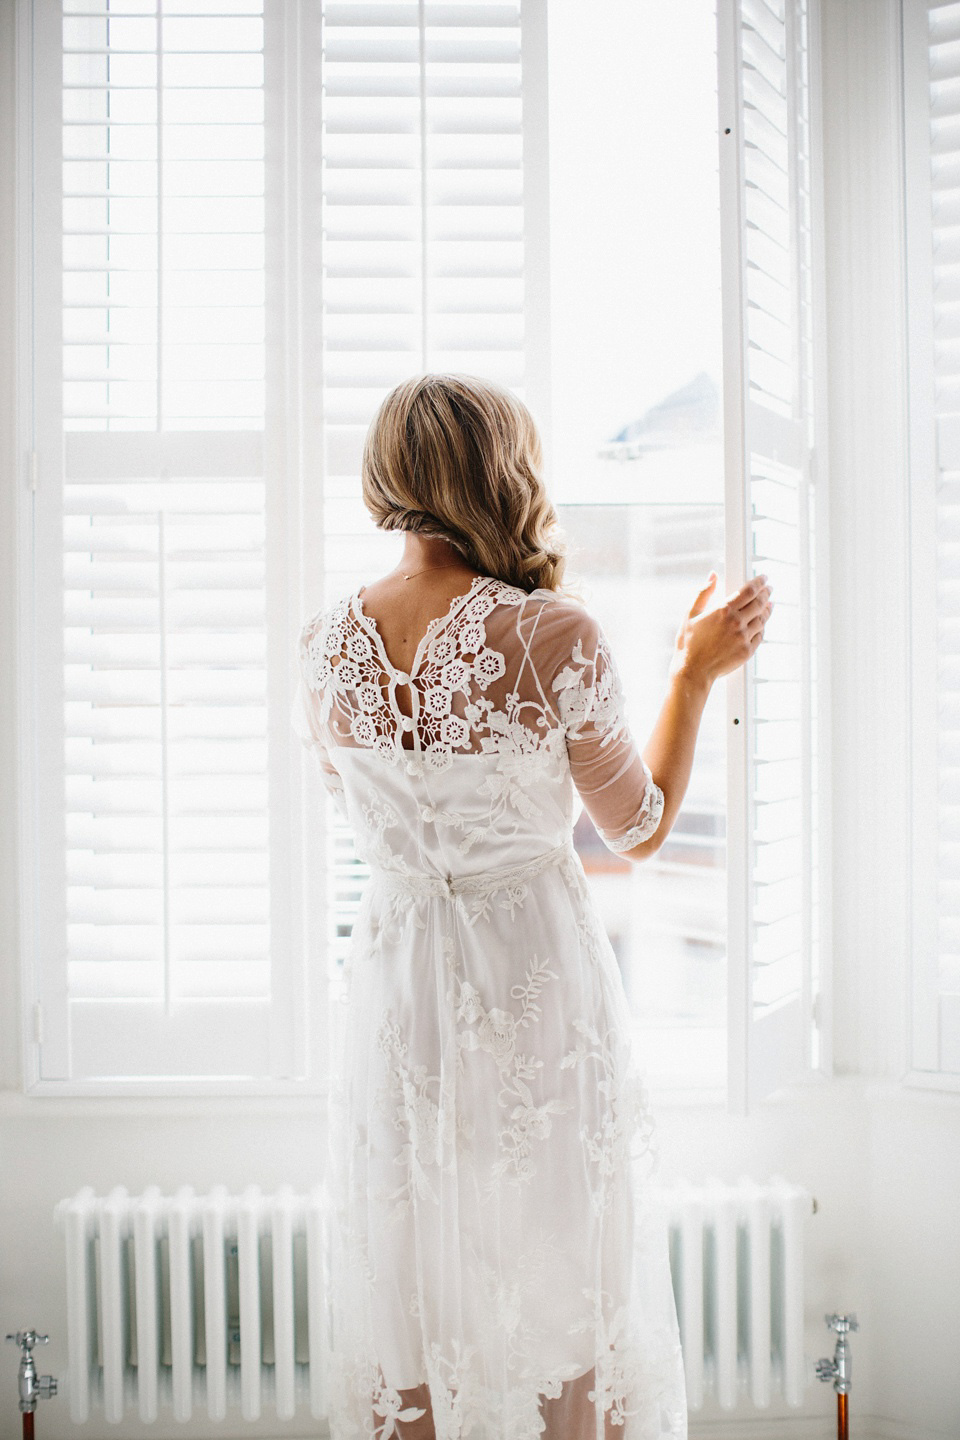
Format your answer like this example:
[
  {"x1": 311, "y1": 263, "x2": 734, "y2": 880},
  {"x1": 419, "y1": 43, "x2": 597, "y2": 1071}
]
[
  {"x1": 717, "y1": 0, "x2": 828, "y2": 1111},
  {"x1": 904, "y1": 0, "x2": 960, "y2": 1076},
  {"x1": 317, "y1": 0, "x2": 529, "y2": 602},
  {"x1": 316, "y1": 0, "x2": 543, "y2": 966},
  {"x1": 32, "y1": 1, "x2": 307, "y2": 1087}
]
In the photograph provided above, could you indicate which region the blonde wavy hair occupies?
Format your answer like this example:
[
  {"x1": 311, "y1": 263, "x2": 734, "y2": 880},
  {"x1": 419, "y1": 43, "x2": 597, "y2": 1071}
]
[{"x1": 360, "y1": 373, "x2": 568, "y2": 594}]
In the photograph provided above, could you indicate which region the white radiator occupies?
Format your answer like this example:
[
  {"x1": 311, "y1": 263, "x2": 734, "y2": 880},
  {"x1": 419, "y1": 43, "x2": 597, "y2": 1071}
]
[
  {"x1": 655, "y1": 1174, "x2": 814, "y2": 1411},
  {"x1": 53, "y1": 1184, "x2": 329, "y2": 1425},
  {"x1": 55, "y1": 1175, "x2": 813, "y2": 1425}
]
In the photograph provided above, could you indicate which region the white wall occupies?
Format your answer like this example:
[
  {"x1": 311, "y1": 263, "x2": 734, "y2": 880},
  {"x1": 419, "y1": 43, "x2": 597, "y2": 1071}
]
[
  {"x1": 1, "y1": 1, "x2": 957, "y2": 1438},
  {"x1": 815, "y1": 0, "x2": 960, "y2": 1432}
]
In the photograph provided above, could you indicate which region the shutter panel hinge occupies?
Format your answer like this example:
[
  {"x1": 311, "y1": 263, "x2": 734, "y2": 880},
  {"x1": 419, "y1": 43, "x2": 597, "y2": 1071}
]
[
  {"x1": 33, "y1": 1000, "x2": 43, "y2": 1046},
  {"x1": 28, "y1": 451, "x2": 37, "y2": 493}
]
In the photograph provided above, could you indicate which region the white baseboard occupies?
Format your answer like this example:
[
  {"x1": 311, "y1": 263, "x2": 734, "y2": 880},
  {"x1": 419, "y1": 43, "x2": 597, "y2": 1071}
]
[
  {"x1": 860, "y1": 1418, "x2": 959, "y2": 1440},
  {"x1": 134, "y1": 1407, "x2": 952, "y2": 1440},
  {"x1": 689, "y1": 1415, "x2": 829, "y2": 1439},
  {"x1": 688, "y1": 1415, "x2": 953, "y2": 1440},
  {"x1": 215, "y1": 1414, "x2": 945, "y2": 1440}
]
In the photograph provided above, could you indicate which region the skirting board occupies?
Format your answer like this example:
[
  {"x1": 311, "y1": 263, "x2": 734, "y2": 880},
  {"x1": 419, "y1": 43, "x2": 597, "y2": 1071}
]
[
  {"x1": 687, "y1": 1418, "x2": 954, "y2": 1440},
  {"x1": 863, "y1": 1420, "x2": 959, "y2": 1440},
  {"x1": 215, "y1": 1418, "x2": 947, "y2": 1440},
  {"x1": 688, "y1": 1419, "x2": 952, "y2": 1440},
  {"x1": 690, "y1": 1419, "x2": 836, "y2": 1440}
]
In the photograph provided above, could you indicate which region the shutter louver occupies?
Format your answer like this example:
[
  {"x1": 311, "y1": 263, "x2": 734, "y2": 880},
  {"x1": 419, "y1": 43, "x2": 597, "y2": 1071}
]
[
  {"x1": 904, "y1": 0, "x2": 960, "y2": 1075},
  {"x1": 718, "y1": 0, "x2": 825, "y2": 1110}
]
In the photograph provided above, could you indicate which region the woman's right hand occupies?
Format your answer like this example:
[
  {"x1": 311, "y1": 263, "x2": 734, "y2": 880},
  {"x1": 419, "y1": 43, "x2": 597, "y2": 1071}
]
[{"x1": 668, "y1": 572, "x2": 774, "y2": 688}]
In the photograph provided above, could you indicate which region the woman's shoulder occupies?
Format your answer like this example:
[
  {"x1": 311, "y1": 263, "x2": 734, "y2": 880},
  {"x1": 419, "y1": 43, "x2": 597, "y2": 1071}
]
[
  {"x1": 484, "y1": 582, "x2": 607, "y2": 680},
  {"x1": 503, "y1": 582, "x2": 601, "y2": 639},
  {"x1": 298, "y1": 595, "x2": 345, "y2": 642},
  {"x1": 295, "y1": 592, "x2": 355, "y2": 681},
  {"x1": 488, "y1": 578, "x2": 592, "y2": 617}
]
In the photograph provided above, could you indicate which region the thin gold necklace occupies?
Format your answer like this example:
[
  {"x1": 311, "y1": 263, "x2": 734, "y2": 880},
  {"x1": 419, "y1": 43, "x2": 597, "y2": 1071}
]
[{"x1": 397, "y1": 561, "x2": 464, "y2": 581}]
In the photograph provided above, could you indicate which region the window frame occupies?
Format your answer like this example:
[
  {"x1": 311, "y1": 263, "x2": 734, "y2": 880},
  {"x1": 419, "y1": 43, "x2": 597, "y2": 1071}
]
[{"x1": 11, "y1": 0, "x2": 832, "y2": 1106}]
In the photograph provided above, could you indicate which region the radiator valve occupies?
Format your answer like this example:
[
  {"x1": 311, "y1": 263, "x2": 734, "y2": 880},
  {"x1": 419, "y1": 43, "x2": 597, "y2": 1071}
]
[
  {"x1": 5, "y1": 1331, "x2": 58, "y2": 1413},
  {"x1": 815, "y1": 1312, "x2": 858, "y2": 1394}
]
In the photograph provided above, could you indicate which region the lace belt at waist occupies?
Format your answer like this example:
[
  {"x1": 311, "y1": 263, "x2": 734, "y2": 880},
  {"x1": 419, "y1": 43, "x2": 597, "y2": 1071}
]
[{"x1": 366, "y1": 838, "x2": 576, "y2": 903}]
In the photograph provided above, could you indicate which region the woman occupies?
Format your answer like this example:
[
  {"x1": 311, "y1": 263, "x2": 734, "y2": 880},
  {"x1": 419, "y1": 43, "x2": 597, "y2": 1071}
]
[{"x1": 292, "y1": 373, "x2": 774, "y2": 1440}]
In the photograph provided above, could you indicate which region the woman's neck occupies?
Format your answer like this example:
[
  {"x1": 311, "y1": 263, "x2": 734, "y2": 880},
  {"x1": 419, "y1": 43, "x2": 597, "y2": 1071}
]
[{"x1": 394, "y1": 535, "x2": 473, "y2": 579}]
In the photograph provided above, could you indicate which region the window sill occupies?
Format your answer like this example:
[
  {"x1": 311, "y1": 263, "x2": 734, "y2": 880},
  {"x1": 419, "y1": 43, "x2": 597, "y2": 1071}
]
[
  {"x1": 16, "y1": 1072, "x2": 936, "y2": 1121},
  {"x1": 0, "y1": 1086, "x2": 330, "y2": 1119},
  {"x1": 3, "y1": 1079, "x2": 726, "y2": 1116}
]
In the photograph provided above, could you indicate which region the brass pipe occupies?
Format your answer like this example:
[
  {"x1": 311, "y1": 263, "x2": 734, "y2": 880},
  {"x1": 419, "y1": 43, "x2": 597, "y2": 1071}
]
[
  {"x1": 816, "y1": 1313, "x2": 858, "y2": 1440},
  {"x1": 838, "y1": 1390, "x2": 848, "y2": 1440}
]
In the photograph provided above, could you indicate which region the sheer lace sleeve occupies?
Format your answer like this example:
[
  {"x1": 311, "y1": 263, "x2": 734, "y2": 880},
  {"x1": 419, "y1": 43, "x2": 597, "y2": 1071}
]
[
  {"x1": 547, "y1": 604, "x2": 664, "y2": 855},
  {"x1": 291, "y1": 618, "x2": 346, "y2": 813}
]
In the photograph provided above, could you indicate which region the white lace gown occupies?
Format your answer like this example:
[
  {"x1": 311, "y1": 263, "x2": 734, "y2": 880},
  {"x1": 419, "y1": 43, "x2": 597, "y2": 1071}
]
[{"x1": 292, "y1": 573, "x2": 687, "y2": 1440}]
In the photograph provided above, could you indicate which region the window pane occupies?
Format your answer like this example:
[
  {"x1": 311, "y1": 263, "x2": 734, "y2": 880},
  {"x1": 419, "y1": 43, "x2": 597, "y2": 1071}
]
[{"x1": 548, "y1": 0, "x2": 725, "y2": 1089}]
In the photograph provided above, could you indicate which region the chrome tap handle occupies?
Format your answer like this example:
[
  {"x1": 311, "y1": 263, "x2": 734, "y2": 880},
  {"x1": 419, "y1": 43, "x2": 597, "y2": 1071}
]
[
  {"x1": 817, "y1": 1312, "x2": 858, "y2": 1395},
  {"x1": 6, "y1": 1332, "x2": 50, "y2": 1349},
  {"x1": 7, "y1": 1330, "x2": 57, "y2": 1412}
]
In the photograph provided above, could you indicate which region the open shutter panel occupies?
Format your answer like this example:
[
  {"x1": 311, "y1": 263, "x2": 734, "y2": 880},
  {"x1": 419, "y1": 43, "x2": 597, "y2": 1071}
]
[
  {"x1": 717, "y1": 0, "x2": 823, "y2": 1111},
  {"x1": 37, "y1": 2, "x2": 308, "y2": 1086},
  {"x1": 904, "y1": 0, "x2": 960, "y2": 1075}
]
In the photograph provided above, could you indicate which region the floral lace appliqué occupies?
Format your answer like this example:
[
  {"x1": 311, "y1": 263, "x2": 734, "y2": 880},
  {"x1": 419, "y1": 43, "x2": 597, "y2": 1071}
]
[
  {"x1": 560, "y1": 1019, "x2": 660, "y2": 1212},
  {"x1": 455, "y1": 956, "x2": 573, "y2": 1192}
]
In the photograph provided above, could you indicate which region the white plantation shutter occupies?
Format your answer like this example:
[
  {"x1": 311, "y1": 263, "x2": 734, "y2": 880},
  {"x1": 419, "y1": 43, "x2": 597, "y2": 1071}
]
[
  {"x1": 316, "y1": 0, "x2": 548, "y2": 958},
  {"x1": 26, "y1": 1, "x2": 311, "y2": 1090},
  {"x1": 904, "y1": 0, "x2": 960, "y2": 1077},
  {"x1": 22, "y1": 0, "x2": 550, "y2": 1091},
  {"x1": 317, "y1": 0, "x2": 538, "y2": 603},
  {"x1": 716, "y1": 0, "x2": 828, "y2": 1110}
]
